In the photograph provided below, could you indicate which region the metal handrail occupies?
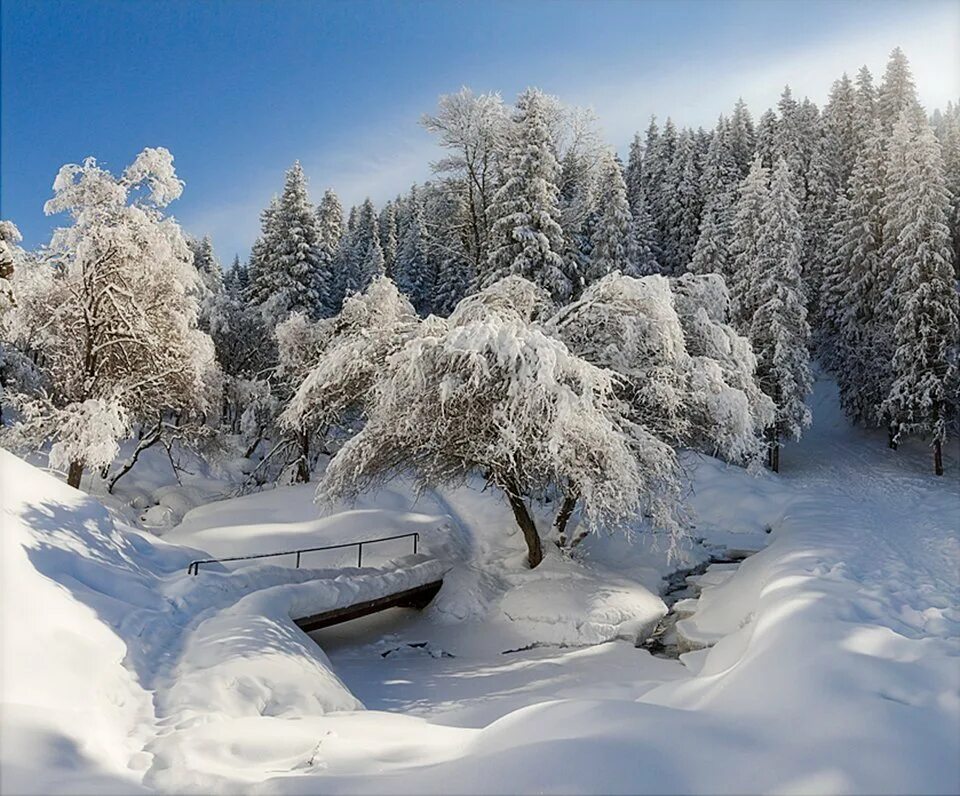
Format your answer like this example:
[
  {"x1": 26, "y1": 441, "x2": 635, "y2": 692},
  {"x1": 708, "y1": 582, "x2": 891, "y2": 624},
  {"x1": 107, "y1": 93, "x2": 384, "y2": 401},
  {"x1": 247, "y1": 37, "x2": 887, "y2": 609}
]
[{"x1": 186, "y1": 531, "x2": 421, "y2": 575}]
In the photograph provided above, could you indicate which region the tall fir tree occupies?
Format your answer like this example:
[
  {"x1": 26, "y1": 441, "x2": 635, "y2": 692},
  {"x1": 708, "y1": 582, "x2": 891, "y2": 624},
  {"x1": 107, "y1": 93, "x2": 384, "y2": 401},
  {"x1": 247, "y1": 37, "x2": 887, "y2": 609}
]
[
  {"x1": 394, "y1": 185, "x2": 435, "y2": 314},
  {"x1": 821, "y1": 121, "x2": 888, "y2": 424},
  {"x1": 692, "y1": 116, "x2": 740, "y2": 275},
  {"x1": 247, "y1": 163, "x2": 328, "y2": 324},
  {"x1": 351, "y1": 198, "x2": 385, "y2": 295},
  {"x1": 379, "y1": 200, "x2": 399, "y2": 278},
  {"x1": 877, "y1": 47, "x2": 920, "y2": 133},
  {"x1": 316, "y1": 188, "x2": 344, "y2": 313},
  {"x1": 484, "y1": 88, "x2": 571, "y2": 303},
  {"x1": 749, "y1": 157, "x2": 812, "y2": 470},
  {"x1": 755, "y1": 109, "x2": 779, "y2": 169},
  {"x1": 728, "y1": 155, "x2": 771, "y2": 327},
  {"x1": 880, "y1": 113, "x2": 959, "y2": 471},
  {"x1": 729, "y1": 97, "x2": 756, "y2": 177},
  {"x1": 584, "y1": 151, "x2": 633, "y2": 284}
]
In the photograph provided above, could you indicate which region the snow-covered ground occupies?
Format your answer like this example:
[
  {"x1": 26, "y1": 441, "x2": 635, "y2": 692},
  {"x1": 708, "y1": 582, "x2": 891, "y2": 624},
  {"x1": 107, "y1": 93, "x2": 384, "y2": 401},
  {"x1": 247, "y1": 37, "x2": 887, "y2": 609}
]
[{"x1": 2, "y1": 376, "x2": 958, "y2": 794}]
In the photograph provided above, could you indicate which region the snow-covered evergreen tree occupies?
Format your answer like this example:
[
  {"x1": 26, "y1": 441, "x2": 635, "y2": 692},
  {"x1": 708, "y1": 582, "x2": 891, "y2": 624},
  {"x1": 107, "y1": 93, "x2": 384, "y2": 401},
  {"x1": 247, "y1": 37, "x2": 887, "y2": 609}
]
[
  {"x1": 749, "y1": 157, "x2": 812, "y2": 469},
  {"x1": 727, "y1": 156, "x2": 770, "y2": 327},
  {"x1": 379, "y1": 200, "x2": 399, "y2": 278},
  {"x1": 316, "y1": 188, "x2": 344, "y2": 314},
  {"x1": 343, "y1": 198, "x2": 384, "y2": 299},
  {"x1": 189, "y1": 235, "x2": 223, "y2": 296},
  {"x1": 729, "y1": 97, "x2": 756, "y2": 177},
  {"x1": 821, "y1": 121, "x2": 888, "y2": 422},
  {"x1": 584, "y1": 150, "x2": 633, "y2": 284},
  {"x1": 483, "y1": 88, "x2": 573, "y2": 303},
  {"x1": 877, "y1": 47, "x2": 920, "y2": 133},
  {"x1": 394, "y1": 185, "x2": 436, "y2": 314},
  {"x1": 880, "y1": 114, "x2": 959, "y2": 472},
  {"x1": 248, "y1": 162, "x2": 329, "y2": 324},
  {"x1": 667, "y1": 131, "x2": 704, "y2": 272},
  {"x1": 755, "y1": 108, "x2": 779, "y2": 169},
  {"x1": 691, "y1": 116, "x2": 739, "y2": 276}
]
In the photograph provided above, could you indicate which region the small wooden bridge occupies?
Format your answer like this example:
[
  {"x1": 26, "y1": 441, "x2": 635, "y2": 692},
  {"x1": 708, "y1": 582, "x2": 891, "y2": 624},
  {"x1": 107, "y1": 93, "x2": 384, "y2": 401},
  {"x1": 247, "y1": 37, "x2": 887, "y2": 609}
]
[{"x1": 186, "y1": 532, "x2": 444, "y2": 632}]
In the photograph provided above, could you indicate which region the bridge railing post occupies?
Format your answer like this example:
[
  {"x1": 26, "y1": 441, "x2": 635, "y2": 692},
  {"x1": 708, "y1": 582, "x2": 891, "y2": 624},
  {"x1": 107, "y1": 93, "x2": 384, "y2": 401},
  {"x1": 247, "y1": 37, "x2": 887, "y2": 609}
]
[
  {"x1": 357, "y1": 542, "x2": 363, "y2": 568},
  {"x1": 296, "y1": 551, "x2": 301, "y2": 568},
  {"x1": 414, "y1": 533, "x2": 418, "y2": 555}
]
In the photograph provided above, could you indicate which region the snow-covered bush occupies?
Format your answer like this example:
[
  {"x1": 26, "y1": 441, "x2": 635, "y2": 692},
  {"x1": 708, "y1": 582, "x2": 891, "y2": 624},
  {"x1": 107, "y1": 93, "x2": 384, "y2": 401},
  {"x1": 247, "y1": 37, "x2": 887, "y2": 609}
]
[
  {"x1": 318, "y1": 277, "x2": 683, "y2": 568},
  {"x1": 281, "y1": 277, "x2": 420, "y2": 435},
  {"x1": 2, "y1": 149, "x2": 221, "y2": 487}
]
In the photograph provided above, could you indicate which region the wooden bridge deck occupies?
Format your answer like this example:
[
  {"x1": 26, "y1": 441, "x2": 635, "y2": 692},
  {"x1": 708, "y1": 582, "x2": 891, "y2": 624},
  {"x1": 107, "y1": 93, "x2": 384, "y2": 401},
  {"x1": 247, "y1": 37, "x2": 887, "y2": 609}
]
[{"x1": 292, "y1": 579, "x2": 444, "y2": 632}]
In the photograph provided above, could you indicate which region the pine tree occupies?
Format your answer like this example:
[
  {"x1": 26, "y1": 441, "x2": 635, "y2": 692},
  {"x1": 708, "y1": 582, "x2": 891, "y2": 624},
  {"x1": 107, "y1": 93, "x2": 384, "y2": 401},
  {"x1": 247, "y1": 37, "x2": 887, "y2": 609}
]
[
  {"x1": 625, "y1": 132, "x2": 645, "y2": 214},
  {"x1": 692, "y1": 116, "x2": 740, "y2": 276},
  {"x1": 774, "y1": 86, "x2": 804, "y2": 179},
  {"x1": 880, "y1": 114, "x2": 959, "y2": 472},
  {"x1": 938, "y1": 105, "x2": 960, "y2": 275},
  {"x1": 484, "y1": 88, "x2": 571, "y2": 303},
  {"x1": 380, "y1": 200, "x2": 399, "y2": 278},
  {"x1": 822, "y1": 121, "x2": 888, "y2": 424},
  {"x1": 626, "y1": 185, "x2": 660, "y2": 276},
  {"x1": 729, "y1": 97, "x2": 756, "y2": 177},
  {"x1": 248, "y1": 163, "x2": 328, "y2": 324},
  {"x1": 668, "y1": 131, "x2": 704, "y2": 272},
  {"x1": 316, "y1": 188, "x2": 344, "y2": 313},
  {"x1": 755, "y1": 109, "x2": 778, "y2": 169},
  {"x1": 584, "y1": 151, "x2": 633, "y2": 284},
  {"x1": 728, "y1": 156, "x2": 771, "y2": 327},
  {"x1": 854, "y1": 65, "x2": 878, "y2": 130},
  {"x1": 877, "y1": 47, "x2": 920, "y2": 133},
  {"x1": 352, "y1": 198, "x2": 385, "y2": 294},
  {"x1": 394, "y1": 185, "x2": 436, "y2": 314},
  {"x1": 749, "y1": 157, "x2": 812, "y2": 470},
  {"x1": 648, "y1": 118, "x2": 679, "y2": 271},
  {"x1": 188, "y1": 235, "x2": 223, "y2": 295}
]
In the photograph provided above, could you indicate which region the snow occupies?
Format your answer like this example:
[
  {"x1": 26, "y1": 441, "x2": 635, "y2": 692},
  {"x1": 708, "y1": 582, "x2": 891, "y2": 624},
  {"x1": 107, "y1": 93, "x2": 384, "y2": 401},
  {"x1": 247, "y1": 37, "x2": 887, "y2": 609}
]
[{"x1": 3, "y1": 375, "x2": 960, "y2": 794}]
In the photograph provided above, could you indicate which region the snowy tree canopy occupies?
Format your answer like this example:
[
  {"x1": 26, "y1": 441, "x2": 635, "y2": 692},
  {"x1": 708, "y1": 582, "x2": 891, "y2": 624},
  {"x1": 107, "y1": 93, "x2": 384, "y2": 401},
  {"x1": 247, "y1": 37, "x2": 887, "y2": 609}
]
[
  {"x1": 3, "y1": 148, "x2": 220, "y2": 486},
  {"x1": 319, "y1": 275, "x2": 683, "y2": 568}
]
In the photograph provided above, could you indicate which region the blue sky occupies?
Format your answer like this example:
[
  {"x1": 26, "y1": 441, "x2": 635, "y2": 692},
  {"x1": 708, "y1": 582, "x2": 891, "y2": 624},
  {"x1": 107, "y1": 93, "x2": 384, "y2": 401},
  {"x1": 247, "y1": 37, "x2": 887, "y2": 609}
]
[{"x1": 2, "y1": 0, "x2": 958, "y2": 262}]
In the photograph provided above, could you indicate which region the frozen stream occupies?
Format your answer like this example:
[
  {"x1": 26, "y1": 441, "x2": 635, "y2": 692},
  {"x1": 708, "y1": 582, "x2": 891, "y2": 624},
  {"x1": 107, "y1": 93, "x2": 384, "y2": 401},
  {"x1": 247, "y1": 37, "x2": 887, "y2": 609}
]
[{"x1": 311, "y1": 547, "x2": 759, "y2": 728}]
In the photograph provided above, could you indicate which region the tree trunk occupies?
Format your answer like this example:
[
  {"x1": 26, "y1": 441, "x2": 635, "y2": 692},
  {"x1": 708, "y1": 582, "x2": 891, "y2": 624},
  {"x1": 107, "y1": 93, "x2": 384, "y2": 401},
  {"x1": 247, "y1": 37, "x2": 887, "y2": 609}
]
[
  {"x1": 67, "y1": 459, "x2": 85, "y2": 489},
  {"x1": 888, "y1": 427, "x2": 898, "y2": 450},
  {"x1": 554, "y1": 494, "x2": 579, "y2": 548},
  {"x1": 294, "y1": 430, "x2": 310, "y2": 483},
  {"x1": 766, "y1": 427, "x2": 780, "y2": 473},
  {"x1": 935, "y1": 439, "x2": 944, "y2": 476},
  {"x1": 503, "y1": 484, "x2": 543, "y2": 568}
]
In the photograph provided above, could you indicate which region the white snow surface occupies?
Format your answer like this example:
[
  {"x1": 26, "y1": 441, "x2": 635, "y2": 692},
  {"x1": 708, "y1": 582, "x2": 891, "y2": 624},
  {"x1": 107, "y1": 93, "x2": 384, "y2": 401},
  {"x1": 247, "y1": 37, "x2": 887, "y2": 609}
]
[{"x1": 2, "y1": 376, "x2": 959, "y2": 794}]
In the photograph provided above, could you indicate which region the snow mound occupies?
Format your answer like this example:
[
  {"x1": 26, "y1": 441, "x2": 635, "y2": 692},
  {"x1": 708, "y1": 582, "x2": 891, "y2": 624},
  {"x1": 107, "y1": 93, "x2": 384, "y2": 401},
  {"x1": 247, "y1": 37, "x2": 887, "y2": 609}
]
[
  {"x1": 0, "y1": 450, "x2": 169, "y2": 794},
  {"x1": 498, "y1": 554, "x2": 666, "y2": 646}
]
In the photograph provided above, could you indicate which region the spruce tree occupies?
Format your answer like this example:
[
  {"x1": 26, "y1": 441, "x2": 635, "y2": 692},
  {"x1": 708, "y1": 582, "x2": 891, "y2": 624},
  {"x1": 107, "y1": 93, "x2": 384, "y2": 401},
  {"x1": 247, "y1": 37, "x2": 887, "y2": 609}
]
[
  {"x1": 880, "y1": 114, "x2": 959, "y2": 472},
  {"x1": 755, "y1": 109, "x2": 779, "y2": 169},
  {"x1": 484, "y1": 88, "x2": 571, "y2": 303},
  {"x1": 352, "y1": 198, "x2": 385, "y2": 294},
  {"x1": 821, "y1": 121, "x2": 888, "y2": 424},
  {"x1": 317, "y1": 188, "x2": 344, "y2": 313},
  {"x1": 247, "y1": 163, "x2": 328, "y2": 324},
  {"x1": 669, "y1": 131, "x2": 704, "y2": 272},
  {"x1": 729, "y1": 97, "x2": 756, "y2": 177},
  {"x1": 728, "y1": 156, "x2": 770, "y2": 327},
  {"x1": 584, "y1": 151, "x2": 633, "y2": 284},
  {"x1": 394, "y1": 185, "x2": 435, "y2": 314},
  {"x1": 380, "y1": 200, "x2": 399, "y2": 278},
  {"x1": 877, "y1": 47, "x2": 920, "y2": 133},
  {"x1": 749, "y1": 157, "x2": 812, "y2": 470}
]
